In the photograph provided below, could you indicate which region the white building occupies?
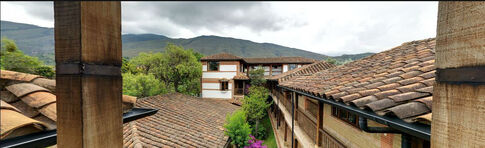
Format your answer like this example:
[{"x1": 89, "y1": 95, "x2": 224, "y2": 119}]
[{"x1": 200, "y1": 52, "x2": 316, "y2": 103}]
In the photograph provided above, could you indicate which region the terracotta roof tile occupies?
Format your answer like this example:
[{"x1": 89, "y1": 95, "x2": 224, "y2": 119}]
[
  {"x1": 0, "y1": 70, "x2": 41, "y2": 82},
  {"x1": 1, "y1": 70, "x2": 138, "y2": 141},
  {"x1": 374, "y1": 89, "x2": 400, "y2": 99},
  {"x1": 200, "y1": 52, "x2": 242, "y2": 61},
  {"x1": 6, "y1": 83, "x2": 49, "y2": 98},
  {"x1": 243, "y1": 56, "x2": 317, "y2": 64},
  {"x1": 279, "y1": 38, "x2": 436, "y2": 124},
  {"x1": 384, "y1": 102, "x2": 430, "y2": 119},
  {"x1": 396, "y1": 83, "x2": 426, "y2": 93},
  {"x1": 377, "y1": 83, "x2": 401, "y2": 91},
  {"x1": 269, "y1": 60, "x2": 334, "y2": 82},
  {"x1": 233, "y1": 73, "x2": 250, "y2": 80},
  {"x1": 388, "y1": 92, "x2": 429, "y2": 102},
  {"x1": 123, "y1": 93, "x2": 239, "y2": 148},
  {"x1": 1, "y1": 101, "x2": 48, "y2": 140}
]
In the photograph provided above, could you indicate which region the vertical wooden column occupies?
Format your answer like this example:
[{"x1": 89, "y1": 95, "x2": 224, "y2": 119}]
[
  {"x1": 315, "y1": 101, "x2": 323, "y2": 147},
  {"x1": 55, "y1": 2, "x2": 122, "y2": 148},
  {"x1": 432, "y1": 2, "x2": 485, "y2": 148}
]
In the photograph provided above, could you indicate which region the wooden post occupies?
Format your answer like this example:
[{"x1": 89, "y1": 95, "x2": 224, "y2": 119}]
[
  {"x1": 55, "y1": 2, "x2": 122, "y2": 148},
  {"x1": 315, "y1": 101, "x2": 323, "y2": 147},
  {"x1": 432, "y1": 2, "x2": 485, "y2": 148}
]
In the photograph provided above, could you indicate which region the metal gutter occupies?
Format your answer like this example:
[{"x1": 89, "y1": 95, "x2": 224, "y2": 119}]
[
  {"x1": 358, "y1": 117, "x2": 401, "y2": 133},
  {"x1": 0, "y1": 108, "x2": 158, "y2": 148},
  {"x1": 279, "y1": 85, "x2": 431, "y2": 141}
]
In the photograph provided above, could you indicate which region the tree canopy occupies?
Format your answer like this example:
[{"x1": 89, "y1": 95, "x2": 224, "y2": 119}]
[
  {"x1": 1, "y1": 37, "x2": 55, "y2": 78},
  {"x1": 122, "y1": 43, "x2": 203, "y2": 97}
]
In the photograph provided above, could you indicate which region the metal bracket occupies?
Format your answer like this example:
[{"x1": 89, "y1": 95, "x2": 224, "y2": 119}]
[
  {"x1": 436, "y1": 66, "x2": 485, "y2": 84},
  {"x1": 56, "y1": 63, "x2": 121, "y2": 76}
]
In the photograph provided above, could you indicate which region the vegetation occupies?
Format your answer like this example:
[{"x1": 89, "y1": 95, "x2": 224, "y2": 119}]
[
  {"x1": 261, "y1": 116, "x2": 277, "y2": 148},
  {"x1": 0, "y1": 37, "x2": 55, "y2": 78},
  {"x1": 246, "y1": 135, "x2": 267, "y2": 148},
  {"x1": 242, "y1": 68, "x2": 272, "y2": 139},
  {"x1": 121, "y1": 43, "x2": 202, "y2": 97},
  {"x1": 224, "y1": 110, "x2": 252, "y2": 148},
  {"x1": 122, "y1": 73, "x2": 168, "y2": 98}
]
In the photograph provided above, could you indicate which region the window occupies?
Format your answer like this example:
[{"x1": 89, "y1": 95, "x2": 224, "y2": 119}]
[
  {"x1": 331, "y1": 106, "x2": 359, "y2": 128},
  {"x1": 220, "y1": 81, "x2": 229, "y2": 91},
  {"x1": 271, "y1": 65, "x2": 282, "y2": 76},
  {"x1": 289, "y1": 64, "x2": 297, "y2": 70},
  {"x1": 208, "y1": 61, "x2": 219, "y2": 71}
]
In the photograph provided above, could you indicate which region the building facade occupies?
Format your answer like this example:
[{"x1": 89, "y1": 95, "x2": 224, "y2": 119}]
[
  {"x1": 267, "y1": 39, "x2": 435, "y2": 148},
  {"x1": 200, "y1": 53, "x2": 316, "y2": 102}
]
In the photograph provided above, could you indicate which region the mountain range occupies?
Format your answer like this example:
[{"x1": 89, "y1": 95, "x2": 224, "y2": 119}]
[{"x1": 1, "y1": 20, "x2": 373, "y2": 65}]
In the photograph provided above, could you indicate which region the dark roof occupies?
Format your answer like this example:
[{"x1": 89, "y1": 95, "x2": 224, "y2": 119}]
[
  {"x1": 268, "y1": 60, "x2": 335, "y2": 82},
  {"x1": 243, "y1": 57, "x2": 317, "y2": 64},
  {"x1": 0, "y1": 70, "x2": 136, "y2": 140},
  {"x1": 123, "y1": 93, "x2": 239, "y2": 148},
  {"x1": 200, "y1": 52, "x2": 243, "y2": 61},
  {"x1": 280, "y1": 38, "x2": 436, "y2": 124}
]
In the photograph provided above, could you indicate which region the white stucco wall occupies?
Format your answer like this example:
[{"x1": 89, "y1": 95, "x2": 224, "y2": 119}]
[
  {"x1": 202, "y1": 65, "x2": 207, "y2": 71},
  {"x1": 202, "y1": 90, "x2": 232, "y2": 99},
  {"x1": 202, "y1": 72, "x2": 237, "y2": 79},
  {"x1": 202, "y1": 82, "x2": 232, "y2": 90},
  {"x1": 283, "y1": 65, "x2": 288, "y2": 72},
  {"x1": 220, "y1": 65, "x2": 237, "y2": 71}
]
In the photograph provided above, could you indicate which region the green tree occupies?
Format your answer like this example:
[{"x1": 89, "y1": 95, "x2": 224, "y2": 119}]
[
  {"x1": 1, "y1": 37, "x2": 54, "y2": 78},
  {"x1": 121, "y1": 57, "x2": 138, "y2": 74},
  {"x1": 122, "y1": 73, "x2": 168, "y2": 98},
  {"x1": 242, "y1": 86, "x2": 271, "y2": 139},
  {"x1": 34, "y1": 65, "x2": 55, "y2": 79},
  {"x1": 224, "y1": 110, "x2": 252, "y2": 148},
  {"x1": 248, "y1": 66, "x2": 266, "y2": 86},
  {"x1": 129, "y1": 52, "x2": 163, "y2": 75},
  {"x1": 325, "y1": 57, "x2": 337, "y2": 65},
  {"x1": 153, "y1": 43, "x2": 202, "y2": 95}
]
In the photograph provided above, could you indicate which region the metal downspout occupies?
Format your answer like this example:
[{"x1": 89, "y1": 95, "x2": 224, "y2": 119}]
[{"x1": 358, "y1": 117, "x2": 401, "y2": 133}]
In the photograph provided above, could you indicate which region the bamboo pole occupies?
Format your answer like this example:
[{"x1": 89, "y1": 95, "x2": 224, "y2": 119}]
[{"x1": 432, "y1": 2, "x2": 485, "y2": 148}]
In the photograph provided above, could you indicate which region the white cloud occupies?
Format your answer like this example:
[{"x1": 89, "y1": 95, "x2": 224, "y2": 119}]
[{"x1": 1, "y1": 1, "x2": 438, "y2": 56}]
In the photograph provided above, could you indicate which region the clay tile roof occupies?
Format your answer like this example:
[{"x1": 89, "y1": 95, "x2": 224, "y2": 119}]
[
  {"x1": 1, "y1": 70, "x2": 137, "y2": 141},
  {"x1": 1, "y1": 100, "x2": 48, "y2": 140},
  {"x1": 233, "y1": 72, "x2": 250, "y2": 80},
  {"x1": 280, "y1": 38, "x2": 436, "y2": 124},
  {"x1": 123, "y1": 93, "x2": 239, "y2": 148},
  {"x1": 243, "y1": 56, "x2": 317, "y2": 64},
  {"x1": 268, "y1": 60, "x2": 335, "y2": 82},
  {"x1": 200, "y1": 52, "x2": 243, "y2": 61}
]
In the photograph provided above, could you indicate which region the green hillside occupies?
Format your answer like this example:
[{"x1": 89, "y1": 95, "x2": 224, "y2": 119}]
[{"x1": 1, "y1": 20, "x2": 373, "y2": 65}]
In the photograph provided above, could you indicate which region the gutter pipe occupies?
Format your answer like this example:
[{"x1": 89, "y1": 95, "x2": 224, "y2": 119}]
[{"x1": 279, "y1": 85, "x2": 431, "y2": 141}]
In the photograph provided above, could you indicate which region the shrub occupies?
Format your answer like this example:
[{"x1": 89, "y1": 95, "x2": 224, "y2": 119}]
[
  {"x1": 34, "y1": 65, "x2": 55, "y2": 78},
  {"x1": 122, "y1": 73, "x2": 167, "y2": 98},
  {"x1": 252, "y1": 126, "x2": 267, "y2": 140},
  {"x1": 244, "y1": 135, "x2": 267, "y2": 148},
  {"x1": 224, "y1": 110, "x2": 252, "y2": 148}
]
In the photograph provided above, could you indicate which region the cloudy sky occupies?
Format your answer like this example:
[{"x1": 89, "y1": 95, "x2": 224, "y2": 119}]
[{"x1": 1, "y1": 1, "x2": 438, "y2": 56}]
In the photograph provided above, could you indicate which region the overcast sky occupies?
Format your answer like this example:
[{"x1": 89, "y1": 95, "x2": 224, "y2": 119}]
[{"x1": 1, "y1": 1, "x2": 438, "y2": 56}]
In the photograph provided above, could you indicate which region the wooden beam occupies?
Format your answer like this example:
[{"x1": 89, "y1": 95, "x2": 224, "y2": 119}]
[
  {"x1": 432, "y1": 2, "x2": 485, "y2": 148},
  {"x1": 316, "y1": 101, "x2": 323, "y2": 146},
  {"x1": 55, "y1": 2, "x2": 122, "y2": 148}
]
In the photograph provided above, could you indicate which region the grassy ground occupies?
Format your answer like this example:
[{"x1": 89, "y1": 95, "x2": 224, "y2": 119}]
[{"x1": 262, "y1": 115, "x2": 277, "y2": 148}]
